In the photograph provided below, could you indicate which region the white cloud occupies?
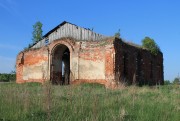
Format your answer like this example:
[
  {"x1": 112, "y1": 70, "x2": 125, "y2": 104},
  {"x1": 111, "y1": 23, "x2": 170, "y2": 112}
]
[
  {"x1": 0, "y1": 2, "x2": 12, "y2": 13},
  {"x1": 0, "y1": 0, "x2": 19, "y2": 16},
  {"x1": 0, "y1": 0, "x2": 28, "y2": 26},
  {"x1": 0, "y1": 56, "x2": 16, "y2": 73}
]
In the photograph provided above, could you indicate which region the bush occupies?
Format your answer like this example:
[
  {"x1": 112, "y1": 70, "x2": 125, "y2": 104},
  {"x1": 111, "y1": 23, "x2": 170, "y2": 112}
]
[
  {"x1": 142, "y1": 37, "x2": 161, "y2": 55},
  {"x1": 0, "y1": 73, "x2": 16, "y2": 82},
  {"x1": 164, "y1": 80, "x2": 171, "y2": 85}
]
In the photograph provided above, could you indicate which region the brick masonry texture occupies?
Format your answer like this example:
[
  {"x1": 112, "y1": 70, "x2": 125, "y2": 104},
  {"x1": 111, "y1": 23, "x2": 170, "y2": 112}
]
[{"x1": 16, "y1": 37, "x2": 164, "y2": 88}]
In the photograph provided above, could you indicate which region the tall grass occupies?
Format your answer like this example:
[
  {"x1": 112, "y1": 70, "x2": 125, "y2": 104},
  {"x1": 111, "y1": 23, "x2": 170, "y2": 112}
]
[{"x1": 0, "y1": 82, "x2": 179, "y2": 121}]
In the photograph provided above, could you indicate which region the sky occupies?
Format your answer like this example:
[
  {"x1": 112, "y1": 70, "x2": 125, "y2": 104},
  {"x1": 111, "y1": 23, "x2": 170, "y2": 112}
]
[{"x1": 0, "y1": 0, "x2": 180, "y2": 81}]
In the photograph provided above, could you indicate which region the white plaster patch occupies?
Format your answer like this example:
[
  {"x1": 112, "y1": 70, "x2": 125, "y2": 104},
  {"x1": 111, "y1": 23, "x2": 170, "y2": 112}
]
[
  {"x1": 23, "y1": 61, "x2": 48, "y2": 80},
  {"x1": 79, "y1": 58, "x2": 105, "y2": 79}
]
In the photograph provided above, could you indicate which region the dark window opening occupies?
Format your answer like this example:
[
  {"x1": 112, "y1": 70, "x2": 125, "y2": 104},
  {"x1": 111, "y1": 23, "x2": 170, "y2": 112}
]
[
  {"x1": 150, "y1": 61, "x2": 153, "y2": 79},
  {"x1": 123, "y1": 53, "x2": 128, "y2": 77},
  {"x1": 136, "y1": 53, "x2": 142, "y2": 85}
]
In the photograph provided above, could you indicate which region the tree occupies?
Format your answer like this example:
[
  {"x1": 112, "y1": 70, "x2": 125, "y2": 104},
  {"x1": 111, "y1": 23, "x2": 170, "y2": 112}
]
[
  {"x1": 173, "y1": 77, "x2": 180, "y2": 84},
  {"x1": 141, "y1": 37, "x2": 160, "y2": 55},
  {"x1": 0, "y1": 73, "x2": 15, "y2": 82},
  {"x1": 164, "y1": 80, "x2": 171, "y2": 85},
  {"x1": 114, "y1": 29, "x2": 120, "y2": 39},
  {"x1": 32, "y1": 21, "x2": 43, "y2": 43}
]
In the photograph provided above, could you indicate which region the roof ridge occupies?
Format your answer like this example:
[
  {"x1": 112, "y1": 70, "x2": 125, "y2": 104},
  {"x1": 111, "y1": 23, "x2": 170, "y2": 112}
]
[{"x1": 43, "y1": 21, "x2": 94, "y2": 38}]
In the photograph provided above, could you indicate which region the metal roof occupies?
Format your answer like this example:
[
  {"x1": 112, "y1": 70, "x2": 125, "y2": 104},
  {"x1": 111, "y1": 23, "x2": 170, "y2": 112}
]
[{"x1": 43, "y1": 21, "x2": 92, "y2": 38}]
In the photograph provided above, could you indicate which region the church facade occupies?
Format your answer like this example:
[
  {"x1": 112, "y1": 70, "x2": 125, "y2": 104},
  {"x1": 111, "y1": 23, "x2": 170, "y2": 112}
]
[{"x1": 16, "y1": 21, "x2": 164, "y2": 88}]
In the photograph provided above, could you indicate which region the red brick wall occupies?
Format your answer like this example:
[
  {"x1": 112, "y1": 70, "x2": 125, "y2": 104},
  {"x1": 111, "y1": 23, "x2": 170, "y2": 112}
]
[
  {"x1": 16, "y1": 37, "x2": 163, "y2": 87},
  {"x1": 114, "y1": 38, "x2": 164, "y2": 85},
  {"x1": 16, "y1": 47, "x2": 48, "y2": 83}
]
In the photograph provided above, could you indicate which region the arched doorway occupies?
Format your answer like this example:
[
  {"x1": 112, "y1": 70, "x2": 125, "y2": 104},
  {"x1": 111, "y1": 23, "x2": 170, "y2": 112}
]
[{"x1": 51, "y1": 44, "x2": 70, "y2": 85}]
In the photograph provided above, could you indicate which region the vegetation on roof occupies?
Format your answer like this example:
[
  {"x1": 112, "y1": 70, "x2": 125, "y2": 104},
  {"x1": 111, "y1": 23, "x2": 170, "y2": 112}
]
[
  {"x1": 142, "y1": 37, "x2": 161, "y2": 55},
  {"x1": 115, "y1": 35, "x2": 161, "y2": 55},
  {"x1": 114, "y1": 29, "x2": 121, "y2": 39}
]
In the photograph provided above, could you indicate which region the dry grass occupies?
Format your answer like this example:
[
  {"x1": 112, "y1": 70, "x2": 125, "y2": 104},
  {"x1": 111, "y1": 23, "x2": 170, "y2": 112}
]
[{"x1": 0, "y1": 82, "x2": 179, "y2": 121}]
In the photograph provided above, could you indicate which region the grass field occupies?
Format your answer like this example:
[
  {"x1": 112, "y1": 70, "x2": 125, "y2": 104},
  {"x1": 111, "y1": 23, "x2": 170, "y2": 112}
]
[{"x1": 0, "y1": 82, "x2": 179, "y2": 121}]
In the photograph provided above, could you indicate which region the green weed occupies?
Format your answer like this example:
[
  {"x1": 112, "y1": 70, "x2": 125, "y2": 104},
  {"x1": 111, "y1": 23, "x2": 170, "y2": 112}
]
[{"x1": 0, "y1": 83, "x2": 179, "y2": 121}]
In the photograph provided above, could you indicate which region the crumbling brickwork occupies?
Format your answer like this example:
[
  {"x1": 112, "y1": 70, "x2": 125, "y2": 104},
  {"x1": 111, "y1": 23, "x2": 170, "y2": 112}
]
[
  {"x1": 16, "y1": 21, "x2": 164, "y2": 87},
  {"x1": 16, "y1": 37, "x2": 163, "y2": 87},
  {"x1": 114, "y1": 38, "x2": 164, "y2": 86},
  {"x1": 16, "y1": 47, "x2": 48, "y2": 83}
]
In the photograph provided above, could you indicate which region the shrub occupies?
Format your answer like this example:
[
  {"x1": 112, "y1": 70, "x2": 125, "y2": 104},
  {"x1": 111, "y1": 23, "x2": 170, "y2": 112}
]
[
  {"x1": 142, "y1": 37, "x2": 161, "y2": 55},
  {"x1": 0, "y1": 73, "x2": 16, "y2": 82}
]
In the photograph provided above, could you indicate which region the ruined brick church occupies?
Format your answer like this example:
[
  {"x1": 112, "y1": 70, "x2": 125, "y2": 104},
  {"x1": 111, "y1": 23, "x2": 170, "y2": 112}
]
[{"x1": 16, "y1": 21, "x2": 164, "y2": 87}]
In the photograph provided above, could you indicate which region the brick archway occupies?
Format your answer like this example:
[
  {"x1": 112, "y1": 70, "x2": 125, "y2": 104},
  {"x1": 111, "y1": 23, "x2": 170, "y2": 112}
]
[{"x1": 49, "y1": 39, "x2": 74, "y2": 85}]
